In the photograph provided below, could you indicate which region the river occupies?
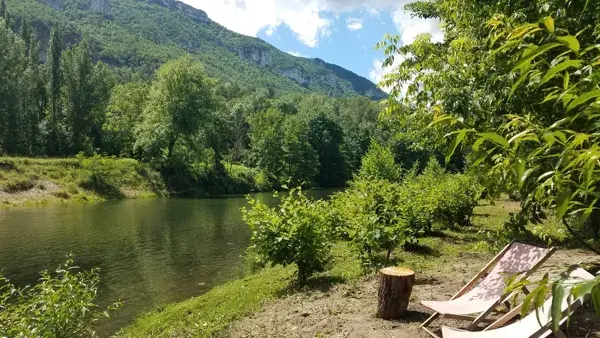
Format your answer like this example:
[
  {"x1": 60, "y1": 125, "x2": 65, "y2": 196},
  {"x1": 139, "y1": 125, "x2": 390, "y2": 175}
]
[{"x1": 0, "y1": 190, "x2": 335, "y2": 337}]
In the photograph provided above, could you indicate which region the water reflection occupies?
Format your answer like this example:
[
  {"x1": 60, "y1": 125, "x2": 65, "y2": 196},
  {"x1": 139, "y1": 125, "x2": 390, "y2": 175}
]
[{"x1": 0, "y1": 190, "x2": 334, "y2": 336}]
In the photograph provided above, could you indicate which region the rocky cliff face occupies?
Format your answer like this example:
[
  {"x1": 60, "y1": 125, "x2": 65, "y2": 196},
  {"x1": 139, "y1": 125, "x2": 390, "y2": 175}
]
[
  {"x1": 234, "y1": 47, "x2": 273, "y2": 67},
  {"x1": 89, "y1": 0, "x2": 111, "y2": 15},
  {"x1": 146, "y1": 0, "x2": 209, "y2": 24}
]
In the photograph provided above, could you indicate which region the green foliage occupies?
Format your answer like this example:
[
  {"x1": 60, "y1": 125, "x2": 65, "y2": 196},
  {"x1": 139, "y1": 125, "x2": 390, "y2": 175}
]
[
  {"x1": 0, "y1": 256, "x2": 120, "y2": 338},
  {"x1": 103, "y1": 82, "x2": 149, "y2": 157},
  {"x1": 376, "y1": 0, "x2": 600, "y2": 329},
  {"x1": 6, "y1": 0, "x2": 385, "y2": 99},
  {"x1": 134, "y1": 55, "x2": 217, "y2": 164},
  {"x1": 332, "y1": 159, "x2": 481, "y2": 267},
  {"x1": 335, "y1": 178, "x2": 409, "y2": 266},
  {"x1": 242, "y1": 187, "x2": 332, "y2": 282},
  {"x1": 358, "y1": 140, "x2": 402, "y2": 182}
]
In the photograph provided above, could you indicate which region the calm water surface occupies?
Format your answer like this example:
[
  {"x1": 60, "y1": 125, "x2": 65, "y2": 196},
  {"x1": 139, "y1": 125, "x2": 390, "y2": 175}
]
[{"x1": 0, "y1": 190, "x2": 334, "y2": 337}]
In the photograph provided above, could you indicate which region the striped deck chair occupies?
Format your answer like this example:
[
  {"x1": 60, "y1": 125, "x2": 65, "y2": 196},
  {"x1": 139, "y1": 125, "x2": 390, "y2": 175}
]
[{"x1": 421, "y1": 240, "x2": 556, "y2": 338}]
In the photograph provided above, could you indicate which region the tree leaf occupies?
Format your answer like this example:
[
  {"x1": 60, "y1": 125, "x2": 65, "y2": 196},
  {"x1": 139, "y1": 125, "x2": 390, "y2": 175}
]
[
  {"x1": 540, "y1": 60, "x2": 581, "y2": 85},
  {"x1": 446, "y1": 130, "x2": 467, "y2": 164},
  {"x1": 557, "y1": 35, "x2": 580, "y2": 53},
  {"x1": 567, "y1": 89, "x2": 600, "y2": 111},
  {"x1": 511, "y1": 43, "x2": 562, "y2": 73},
  {"x1": 555, "y1": 188, "x2": 572, "y2": 219},
  {"x1": 510, "y1": 71, "x2": 530, "y2": 99},
  {"x1": 521, "y1": 287, "x2": 537, "y2": 318},
  {"x1": 477, "y1": 133, "x2": 509, "y2": 148},
  {"x1": 515, "y1": 158, "x2": 525, "y2": 187},
  {"x1": 551, "y1": 282, "x2": 565, "y2": 332},
  {"x1": 520, "y1": 167, "x2": 535, "y2": 188},
  {"x1": 592, "y1": 285, "x2": 600, "y2": 316},
  {"x1": 543, "y1": 17, "x2": 554, "y2": 33}
]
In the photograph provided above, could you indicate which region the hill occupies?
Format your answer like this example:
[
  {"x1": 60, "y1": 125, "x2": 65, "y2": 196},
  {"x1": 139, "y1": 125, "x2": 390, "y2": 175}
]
[{"x1": 6, "y1": 0, "x2": 387, "y2": 99}]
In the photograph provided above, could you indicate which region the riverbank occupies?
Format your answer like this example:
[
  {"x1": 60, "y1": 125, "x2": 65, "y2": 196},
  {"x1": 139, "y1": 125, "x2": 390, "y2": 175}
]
[
  {"x1": 0, "y1": 156, "x2": 269, "y2": 207},
  {"x1": 119, "y1": 200, "x2": 599, "y2": 337}
]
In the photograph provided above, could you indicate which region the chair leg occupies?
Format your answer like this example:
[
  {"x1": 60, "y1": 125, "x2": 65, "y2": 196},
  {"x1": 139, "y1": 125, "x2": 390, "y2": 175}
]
[
  {"x1": 421, "y1": 312, "x2": 440, "y2": 327},
  {"x1": 421, "y1": 325, "x2": 442, "y2": 338},
  {"x1": 467, "y1": 305, "x2": 495, "y2": 330},
  {"x1": 554, "y1": 329, "x2": 567, "y2": 338},
  {"x1": 421, "y1": 312, "x2": 441, "y2": 338}
]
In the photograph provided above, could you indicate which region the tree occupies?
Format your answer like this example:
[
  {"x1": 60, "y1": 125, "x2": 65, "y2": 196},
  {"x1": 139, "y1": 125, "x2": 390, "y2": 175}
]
[
  {"x1": 307, "y1": 113, "x2": 347, "y2": 187},
  {"x1": 62, "y1": 40, "x2": 97, "y2": 154},
  {"x1": 0, "y1": 18, "x2": 25, "y2": 154},
  {"x1": 281, "y1": 116, "x2": 318, "y2": 186},
  {"x1": 376, "y1": 0, "x2": 600, "y2": 329},
  {"x1": 135, "y1": 55, "x2": 216, "y2": 165},
  {"x1": 46, "y1": 26, "x2": 65, "y2": 156},
  {"x1": 103, "y1": 82, "x2": 149, "y2": 157},
  {"x1": 248, "y1": 107, "x2": 285, "y2": 181}
]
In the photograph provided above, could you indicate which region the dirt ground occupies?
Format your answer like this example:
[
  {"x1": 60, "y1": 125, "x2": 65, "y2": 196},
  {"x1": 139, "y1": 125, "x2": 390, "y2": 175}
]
[{"x1": 224, "y1": 249, "x2": 600, "y2": 338}]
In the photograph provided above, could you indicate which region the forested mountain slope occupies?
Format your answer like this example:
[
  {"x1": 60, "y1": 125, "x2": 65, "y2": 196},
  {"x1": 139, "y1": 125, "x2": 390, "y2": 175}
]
[{"x1": 6, "y1": 0, "x2": 386, "y2": 99}]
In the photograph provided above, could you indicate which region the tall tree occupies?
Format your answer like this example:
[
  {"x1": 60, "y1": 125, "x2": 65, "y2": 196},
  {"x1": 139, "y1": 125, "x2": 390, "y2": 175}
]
[
  {"x1": 134, "y1": 55, "x2": 216, "y2": 165},
  {"x1": 62, "y1": 40, "x2": 96, "y2": 154},
  {"x1": 306, "y1": 113, "x2": 346, "y2": 187},
  {"x1": 0, "y1": 18, "x2": 26, "y2": 154},
  {"x1": 281, "y1": 116, "x2": 318, "y2": 185},
  {"x1": 46, "y1": 26, "x2": 64, "y2": 155}
]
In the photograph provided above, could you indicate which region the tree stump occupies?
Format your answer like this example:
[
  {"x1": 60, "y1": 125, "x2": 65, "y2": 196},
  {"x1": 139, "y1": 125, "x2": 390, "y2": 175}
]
[{"x1": 377, "y1": 267, "x2": 415, "y2": 319}]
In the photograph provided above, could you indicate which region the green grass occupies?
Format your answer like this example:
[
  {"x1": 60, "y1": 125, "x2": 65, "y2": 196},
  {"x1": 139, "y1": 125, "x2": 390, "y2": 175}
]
[
  {"x1": 118, "y1": 242, "x2": 362, "y2": 337},
  {"x1": 0, "y1": 157, "x2": 166, "y2": 207},
  {"x1": 120, "y1": 201, "x2": 539, "y2": 338}
]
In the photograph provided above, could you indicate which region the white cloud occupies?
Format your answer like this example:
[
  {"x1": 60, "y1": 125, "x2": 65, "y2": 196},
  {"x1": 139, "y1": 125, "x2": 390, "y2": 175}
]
[
  {"x1": 391, "y1": 1, "x2": 443, "y2": 45},
  {"x1": 182, "y1": 0, "x2": 440, "y2": 48},
  {"x1": 346, "y1": 17, "x2": 363, "y2": 31},
  {"x1": 369, "y1": 55, "x2": 406, "y2": 94},
  {"x1": 287, "y1": 51, "x2": 307, "y2": 57},
  {"x1": 182, "y1": 0, "x2": 331, "y2": 47}
]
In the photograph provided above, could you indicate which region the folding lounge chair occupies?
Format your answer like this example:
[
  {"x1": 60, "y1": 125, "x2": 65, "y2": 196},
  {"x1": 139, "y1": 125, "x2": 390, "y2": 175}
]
[
  {"x1": 442, "y1": 267, "x2": 595, "y2": 338},
  {"x1": 421, "y1": 241, "x2": 556, "y2": 338}
]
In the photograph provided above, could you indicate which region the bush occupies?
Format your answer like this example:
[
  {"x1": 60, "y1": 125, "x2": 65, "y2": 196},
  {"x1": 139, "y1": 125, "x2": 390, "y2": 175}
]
[
  {"x1": 358, "y1": 141, "x2": 402, "y2": 182},
  {"x1": 331, "y1": 158, "x2": 481, "y2": 267},
  {"x1": 435, "y1": 174, "x2": 482, "y2": 227},
  {"x1": 0, "y1": 257, "x2": 120, "y2": 338},
  {"x1": 333, "y1": 178, "x2": 418, "y2": 267},
  {"x1": 242, "y1": 187, "x2": 332, "y2": 283}
]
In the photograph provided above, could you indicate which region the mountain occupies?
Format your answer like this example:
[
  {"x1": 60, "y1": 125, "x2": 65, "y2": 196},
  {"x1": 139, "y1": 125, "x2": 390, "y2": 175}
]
[{"x1": 6, "y1": 0, "x2": 387, "y2": 99}]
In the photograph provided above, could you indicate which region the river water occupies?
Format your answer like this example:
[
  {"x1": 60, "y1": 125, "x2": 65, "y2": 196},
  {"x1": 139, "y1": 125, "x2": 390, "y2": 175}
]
[{"x1": 0, "y1": 190, "x2": 334, "y2": 336}]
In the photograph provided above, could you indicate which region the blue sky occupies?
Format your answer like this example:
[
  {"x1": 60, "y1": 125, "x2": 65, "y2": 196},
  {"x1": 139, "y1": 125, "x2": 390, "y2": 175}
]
[
  {"x1": 256, "y1": 10, "x2": 395, "y2": 82},
  {"x1": 182, "y1": 1, "x2": 443, "y2": 91}
]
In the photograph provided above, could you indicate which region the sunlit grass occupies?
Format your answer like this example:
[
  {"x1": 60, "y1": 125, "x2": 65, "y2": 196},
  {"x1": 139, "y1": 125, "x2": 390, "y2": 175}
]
[{"x1": 119, "y1": 200, "x2": 533, "y2": 337}]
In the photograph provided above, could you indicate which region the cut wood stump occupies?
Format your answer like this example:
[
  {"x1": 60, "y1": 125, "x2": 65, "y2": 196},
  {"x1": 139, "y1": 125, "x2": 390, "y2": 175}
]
[{"x1": 377, "y1": 267, "x2": 415, "y2": 320}]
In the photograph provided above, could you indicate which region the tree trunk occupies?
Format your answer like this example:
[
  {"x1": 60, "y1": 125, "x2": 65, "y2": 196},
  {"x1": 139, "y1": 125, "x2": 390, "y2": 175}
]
[{"x1": 377, "y1": 267, "x2": 415, "y2": 319}]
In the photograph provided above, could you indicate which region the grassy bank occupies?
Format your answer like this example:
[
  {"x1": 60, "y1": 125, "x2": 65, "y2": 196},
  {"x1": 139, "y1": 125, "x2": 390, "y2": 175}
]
[
  {"x1": 0, "y1": 157, "x2": 271, "y2": 207},
  {"x1": 0, "y1": 156, "x2": 166, "y2": 207},
  {"x1": 119, "y1": 199, "x2": 570, "y2": 337}
]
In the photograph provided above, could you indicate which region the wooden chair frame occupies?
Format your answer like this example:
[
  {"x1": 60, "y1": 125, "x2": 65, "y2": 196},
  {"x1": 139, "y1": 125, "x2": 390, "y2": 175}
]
[{"x1": 420, "y1": 240, "x2": 556, "y2": 338}]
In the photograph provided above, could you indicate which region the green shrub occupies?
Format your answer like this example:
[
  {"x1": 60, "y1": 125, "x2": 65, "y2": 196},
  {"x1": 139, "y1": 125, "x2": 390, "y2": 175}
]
[
  {"x1": 358, "y1": 141, "x2": 402, "y2": 182},
  {"x1": 435, "y1": 174, "x2": 482, "y2": 227},
  {"x1": 242, "y1": 187, "x2": 332, "y2": 283},
  {"x1": 334, "y1": 178, "x2": 418, "y2": 267},
  {"x1": 0, "y1": 257, "x2": 120, "y2": 338}
]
